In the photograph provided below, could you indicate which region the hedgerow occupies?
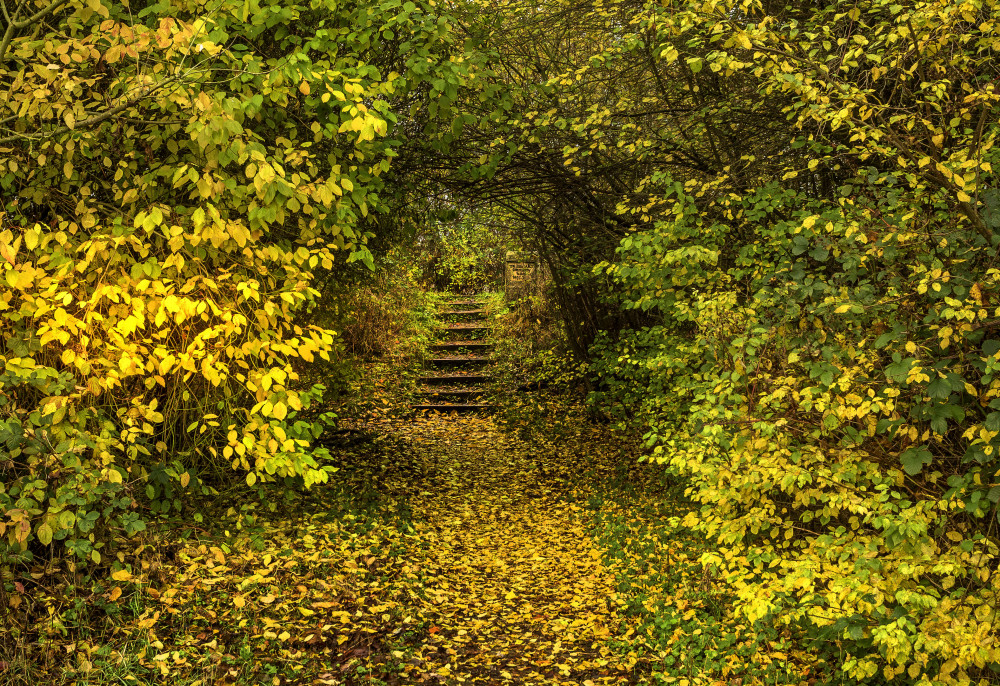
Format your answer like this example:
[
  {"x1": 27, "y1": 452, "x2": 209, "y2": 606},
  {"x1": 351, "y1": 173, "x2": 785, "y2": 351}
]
[{"x1": 589, "y1": 1, "x2": 1000, "y2": 682}]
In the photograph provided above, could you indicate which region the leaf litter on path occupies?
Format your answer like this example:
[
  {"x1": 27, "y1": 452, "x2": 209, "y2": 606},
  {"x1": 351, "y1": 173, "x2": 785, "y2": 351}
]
[
  {"x1": 104, "y1": 413, "x2": 651, "y2": 685},
  {"x1": 378, "y1": 415, "x2": 640, "y2": 685}
]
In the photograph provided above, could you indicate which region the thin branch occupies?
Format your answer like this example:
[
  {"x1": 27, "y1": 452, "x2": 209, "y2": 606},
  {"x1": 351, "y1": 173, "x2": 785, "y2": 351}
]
[
  {"x1": 0, "y1": 73, "x2": 185, "y2": 144},
  {"x1": 12, "y1": 0, "x2": 70, "y2": 29}
]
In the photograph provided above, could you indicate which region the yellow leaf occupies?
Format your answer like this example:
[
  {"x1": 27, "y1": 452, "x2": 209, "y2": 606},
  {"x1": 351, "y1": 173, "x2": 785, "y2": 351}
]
[
  {"x1": 233, "y1": 596, "x2": 246, "y2": 608},
  {"x1": 957, "y1": 191, "x2": 972, "y2": 203},
  {"x1": 834, "y1": 304, "x2": 851, "y2": 314},
  {"x1": 180, "y1": 472, "x2": 191, "y2": 488},
  {"x1": 111, "y1": 569, "x2": 133, "y2": 582},
  {"x1": 272, "y1": 402, "x2": 287, "y2": 420},
  {"x1": 246, "y1": 472, "x2": 257, "y2": 487},
  {"x1": 109, "y1": 587, "x2": 123, "y2": 602}
]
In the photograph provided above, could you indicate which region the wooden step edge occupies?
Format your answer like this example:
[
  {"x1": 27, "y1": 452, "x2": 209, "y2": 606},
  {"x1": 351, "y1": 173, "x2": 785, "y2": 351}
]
[
  {"x1": 417, "y1": 375, "x2": 492, "y2": 384},
  {"x1": 428, "y1": 341, "x2": 496, "y2": 348},
  {"x1": 428, "y1": 357, "x2": 493, "y2": 364},
  {"x1": 410, "y1": 403, "x2": 493, "y2": 411},
  {"x1": 416, "y1": 389, "x2": 486, "y2": 396}
]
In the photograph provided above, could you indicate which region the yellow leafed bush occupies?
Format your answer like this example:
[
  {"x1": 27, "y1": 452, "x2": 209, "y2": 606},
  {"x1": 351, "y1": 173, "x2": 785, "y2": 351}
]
[{"x1": 0, "y1": 0, "x2": 470, "y2": 566}]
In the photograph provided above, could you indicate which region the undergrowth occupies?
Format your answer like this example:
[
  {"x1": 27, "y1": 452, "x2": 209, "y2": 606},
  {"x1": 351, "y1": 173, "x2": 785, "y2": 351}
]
[{"x1": 588, "y1": 467, "x2": 833, "y2": 686}]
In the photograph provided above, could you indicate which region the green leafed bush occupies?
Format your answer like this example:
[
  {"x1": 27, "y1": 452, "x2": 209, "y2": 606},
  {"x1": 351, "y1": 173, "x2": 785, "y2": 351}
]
[{"x1": 585, "y1": 0, "x2": 1000, "y2": 683}]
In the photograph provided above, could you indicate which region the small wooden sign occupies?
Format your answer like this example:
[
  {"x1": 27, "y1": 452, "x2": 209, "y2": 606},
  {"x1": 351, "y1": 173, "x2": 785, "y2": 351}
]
[
  {"x1": 505, "y1": 251, "x2": 545, "y2": 297},
  {"x1": 506, "y1": 261, "x2": 536, "y2": 284}
]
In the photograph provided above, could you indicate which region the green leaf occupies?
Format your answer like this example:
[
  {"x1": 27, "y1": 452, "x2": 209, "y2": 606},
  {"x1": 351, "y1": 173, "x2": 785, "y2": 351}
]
[
  {"x1": 900, "y1": 446, "x2": 933, "y2": 475},
  {"x1": 988, "y1": 486, "x2": 1000, "y2": 504},
  {"x1": 982, "y1": 188, "x2": 1000, "y2": 230},
  {"x1": 808, "y1": 246, "x2": 829, "y2": 262}
]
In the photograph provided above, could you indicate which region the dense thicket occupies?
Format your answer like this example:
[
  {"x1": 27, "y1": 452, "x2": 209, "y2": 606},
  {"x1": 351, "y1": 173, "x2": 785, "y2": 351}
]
[
  {"x1": 3, "y1": 0, "x2": 1000, "y2": 682},
  {"x1": 0, "y1": 0, "x2": 472, "y2": 565}
]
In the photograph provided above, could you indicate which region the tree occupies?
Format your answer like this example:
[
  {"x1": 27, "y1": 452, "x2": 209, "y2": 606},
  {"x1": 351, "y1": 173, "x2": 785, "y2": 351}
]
[{"x1": 0, "y1": 0, "x2": 472, "y2": 564}]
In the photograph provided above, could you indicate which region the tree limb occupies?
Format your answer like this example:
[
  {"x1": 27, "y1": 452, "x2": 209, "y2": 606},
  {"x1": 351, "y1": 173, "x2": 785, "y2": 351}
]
[
  {"x1": 12, "y1": 0, "x2": 71, "y2": 29},
  {"x1": 0, "y1": 73, "x2": 185, "y2": 144}
]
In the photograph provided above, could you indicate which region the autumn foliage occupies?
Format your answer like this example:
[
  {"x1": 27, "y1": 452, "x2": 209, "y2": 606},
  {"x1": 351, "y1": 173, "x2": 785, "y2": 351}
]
[
  {"x1": 576, "y1": 1, "x2": 1000, "y2": 683},
  {"x1": 0, "y1": 0, "x2": 466, "y2": 565},
  {"x1": 3, "y1": 0, "x2": 1000, "y2": 683}
]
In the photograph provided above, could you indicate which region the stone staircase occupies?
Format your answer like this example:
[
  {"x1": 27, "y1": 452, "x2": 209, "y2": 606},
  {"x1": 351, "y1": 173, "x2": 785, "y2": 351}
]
[{"x1": 410, "y1": 298, "x2": 494, "y2": 414}]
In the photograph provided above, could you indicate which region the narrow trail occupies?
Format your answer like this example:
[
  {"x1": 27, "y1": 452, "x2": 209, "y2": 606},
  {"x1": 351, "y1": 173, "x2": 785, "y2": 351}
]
[
  {"x1": 376, "y1": 414, "x2": 639, "y2": 684},
  {"x1": 374, "y1": 297, "x2": 644, "y2": 683},
  {"x1": 119, "y1": 296, "x2": 654, "y2": 684},
  {"x1": 21, "y1": 296, "x2": 810, "y2": 686},
  {"x1": 131, "y1": 410, "x2": 651, "y2": 686}
]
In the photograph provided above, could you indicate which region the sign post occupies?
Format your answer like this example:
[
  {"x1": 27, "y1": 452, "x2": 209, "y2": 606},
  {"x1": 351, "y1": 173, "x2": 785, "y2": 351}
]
[{"x1": 505, "y1": 251, "x2": 538, "y2": 296}]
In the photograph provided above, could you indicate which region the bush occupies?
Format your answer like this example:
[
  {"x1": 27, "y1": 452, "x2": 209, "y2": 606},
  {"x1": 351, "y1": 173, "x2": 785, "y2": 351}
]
[{"x1": 587, "y1": 1, "x2": 1000, "y2": 683}]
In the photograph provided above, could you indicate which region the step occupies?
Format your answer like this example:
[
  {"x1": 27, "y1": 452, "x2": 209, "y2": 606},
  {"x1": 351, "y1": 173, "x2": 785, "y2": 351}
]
[
  {"x1": 410, "y1": 403, "x2": 492, "y2": 413},
  {"x1": 418, "y1": 373, "x2": 491, "y2": 385},
  {"x1": 416, "y1": 388, "x2": 487, "y2": 400},
  {"x1": 427, "y1": 355, "x2": 492, "y2": 367},
  {"x1": 438, "y1": 309, "x2": 486, "y2": 316},
  {"x1": 444, "y1": 323, "x2": 490, "y2": 331},
  {"x1": 430, "y1": 341, "x2": 493, "y2": 351}
]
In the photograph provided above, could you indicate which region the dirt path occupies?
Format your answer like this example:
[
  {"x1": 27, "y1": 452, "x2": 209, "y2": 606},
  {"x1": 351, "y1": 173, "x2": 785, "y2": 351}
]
[
  {"x1": 110, "y1": 412, "x2": 647, "y2": 686},
  {"x1": 381, "y1": 414, "x2": 639, "y2": 684}
]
